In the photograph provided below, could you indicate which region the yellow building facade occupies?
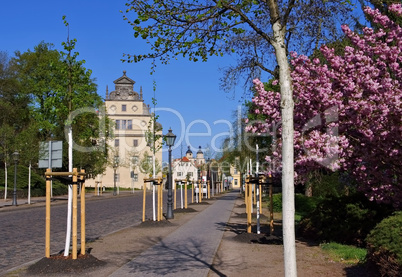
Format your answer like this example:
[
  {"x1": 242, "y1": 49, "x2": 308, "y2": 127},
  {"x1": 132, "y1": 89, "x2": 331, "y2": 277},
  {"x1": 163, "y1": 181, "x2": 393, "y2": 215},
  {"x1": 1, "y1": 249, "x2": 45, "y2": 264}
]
[{"x1": 87, "y1": 71, "x2": 162, "y2": 190}]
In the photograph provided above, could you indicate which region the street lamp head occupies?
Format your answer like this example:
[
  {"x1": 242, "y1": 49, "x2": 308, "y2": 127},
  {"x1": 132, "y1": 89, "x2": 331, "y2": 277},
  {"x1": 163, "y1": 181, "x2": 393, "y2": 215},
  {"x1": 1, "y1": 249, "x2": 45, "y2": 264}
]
[
  {"x1": 165, "y1": 128, "x2": 176, "y2": 147},
  {"x1": 12, "y1": 151, "x2": 19, "y2": 162}
]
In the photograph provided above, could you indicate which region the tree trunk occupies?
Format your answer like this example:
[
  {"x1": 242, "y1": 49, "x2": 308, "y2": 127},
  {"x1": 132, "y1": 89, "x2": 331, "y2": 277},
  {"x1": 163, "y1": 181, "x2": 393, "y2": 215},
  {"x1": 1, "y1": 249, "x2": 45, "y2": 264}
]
[
  {"x1": 4, "y1": 162, "x2": 7, "y2": 200},
  {"x1": 28, "y1": 161, "x2": 31, "y2": 204},
  {"x1": 269, "y1": 1, "x2": 297, "y2": 276}
]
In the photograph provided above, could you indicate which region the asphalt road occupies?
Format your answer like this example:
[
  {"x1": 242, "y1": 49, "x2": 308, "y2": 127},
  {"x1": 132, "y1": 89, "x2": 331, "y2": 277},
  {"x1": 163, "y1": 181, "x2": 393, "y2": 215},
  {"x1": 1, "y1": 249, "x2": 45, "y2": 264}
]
[{"x1": 0, "y1": 191, "x2": 186, "y2": 274}]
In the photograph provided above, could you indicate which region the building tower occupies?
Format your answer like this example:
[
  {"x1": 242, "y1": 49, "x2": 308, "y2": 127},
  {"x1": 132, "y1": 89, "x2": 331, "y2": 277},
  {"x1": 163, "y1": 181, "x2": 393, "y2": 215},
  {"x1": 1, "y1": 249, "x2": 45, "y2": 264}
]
[
  {"x1": 196, "y1": 146, "x2": 205, "y2": 165},
  {"x1": 88, "y1": 71, "x2": 162, "y2": 190},
  {"x1": 186, "y1": 146, "x2": 193, "y2": 160}
]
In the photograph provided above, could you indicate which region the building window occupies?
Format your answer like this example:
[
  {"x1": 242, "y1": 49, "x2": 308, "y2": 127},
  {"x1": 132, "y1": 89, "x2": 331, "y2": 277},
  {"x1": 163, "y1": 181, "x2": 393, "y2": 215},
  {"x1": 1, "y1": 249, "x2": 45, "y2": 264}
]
[
  {"x1": 132, "y1": 156, "x2": 139, "y2": 165},
  {"x1": 122, "y1": 104, "x2": 126, "y2": 111},
  {"x1": 115, "y1": 139, "x2": 119, "y2": 147},
  {"x1": 115, "y1": 120, "x2": 120, "y2": 130},
  {"x1": 177, "y1": 172, "x2": 182, "y2": 177},
  {"x1": 188, "y1": 172, "x2": 193, "y2": 177},
  {"x1": 235, "y1": 179, "x2": 238, "y2": 186},
  {"x1": 127, "y1": 120, "x2": 132, "y2": 129},
  {"x1": 133, "y1": 139, "x2": 138, "y2": 147},
  {"x1": 133, "y1": 174, "x2": 138, "y2": 182},
  {"x1": 122, "y1": 120, "x2": 127, "y2": 130}
]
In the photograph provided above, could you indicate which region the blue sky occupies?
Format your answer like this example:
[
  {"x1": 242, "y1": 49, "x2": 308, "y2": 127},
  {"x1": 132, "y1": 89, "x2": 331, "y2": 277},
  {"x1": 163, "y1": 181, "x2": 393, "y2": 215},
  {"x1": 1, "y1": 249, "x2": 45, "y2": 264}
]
[{"x1": 1, "y1": 0, "x2": 247, "y2": 162}]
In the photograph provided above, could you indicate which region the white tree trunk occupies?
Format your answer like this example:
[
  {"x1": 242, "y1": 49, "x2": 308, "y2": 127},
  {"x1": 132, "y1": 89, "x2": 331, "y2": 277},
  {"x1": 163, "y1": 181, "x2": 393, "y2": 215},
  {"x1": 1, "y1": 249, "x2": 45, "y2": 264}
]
[
  {"x1": 4, "y1": 162, "x2": 7, "y2": 200},
  {"x1": 64, "y1": 127, "x2": 73, "y2": 256},
  {"x1": 28, "y1": 161, "x2": 31, "y2": 204},
  {"x1": 152, "y1": 149, "x2": 156, "y2": 221},
  {"x1": 270, "y1": 5, "x2": 297, "y2": 276}
]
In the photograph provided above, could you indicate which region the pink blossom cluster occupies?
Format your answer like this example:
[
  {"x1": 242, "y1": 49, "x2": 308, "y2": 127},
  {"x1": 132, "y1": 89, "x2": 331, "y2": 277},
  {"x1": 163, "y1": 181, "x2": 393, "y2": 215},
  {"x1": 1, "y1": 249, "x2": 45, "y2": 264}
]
[{"x1": 247, "y1": 5, "x2": 402, "y2": 208}]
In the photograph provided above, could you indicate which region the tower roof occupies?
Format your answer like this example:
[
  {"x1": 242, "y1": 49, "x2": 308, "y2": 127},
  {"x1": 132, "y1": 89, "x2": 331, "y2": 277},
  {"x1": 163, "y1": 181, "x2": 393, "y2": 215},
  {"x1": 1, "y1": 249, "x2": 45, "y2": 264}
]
[
  {"x1": 107, "y1": 71, "x2": 139, "y2": 101},
  {"x1": 113, "y1": 70, "x2": 135, "y2": 85}
]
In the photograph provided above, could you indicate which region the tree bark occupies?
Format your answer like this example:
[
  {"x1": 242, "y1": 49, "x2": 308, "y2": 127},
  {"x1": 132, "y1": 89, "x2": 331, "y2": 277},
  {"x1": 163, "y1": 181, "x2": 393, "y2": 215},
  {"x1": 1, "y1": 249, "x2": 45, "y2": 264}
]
[{"x1": 268, "y1": 1, "x2": 297, "y2": 276}]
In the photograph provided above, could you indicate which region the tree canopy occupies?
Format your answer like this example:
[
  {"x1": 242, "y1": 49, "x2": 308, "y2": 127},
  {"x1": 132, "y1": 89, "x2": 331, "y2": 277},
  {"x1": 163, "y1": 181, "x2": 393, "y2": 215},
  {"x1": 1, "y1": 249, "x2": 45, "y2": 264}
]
[
  {"x1": 0, "y1": 40, "x2": 109, "y2": 177},
  {"x1": 247, "y1": 4, "x2": 402, "y2": 208},
  {"x1": 122, "y1": 0, "x2": 358, "y2": 92}
]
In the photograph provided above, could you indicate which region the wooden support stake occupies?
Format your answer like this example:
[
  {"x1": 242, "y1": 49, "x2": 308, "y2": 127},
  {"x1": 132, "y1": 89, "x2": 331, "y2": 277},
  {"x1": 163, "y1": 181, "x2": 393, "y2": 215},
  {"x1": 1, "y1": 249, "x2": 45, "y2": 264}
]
[
  {"x1": 72, "y1": 168, "x2": 78, "y2": 259},
  {"x1": 198, "y1": 180, "x2": 202, "y2": 203},
  {"x1": 80, "y1": 169, "x2": 86, "y2": 256},
  {"x1": 43, "y1": 169, "x2": 87, "y2": 259},
  {"x1": 207, "y1": 180, "x2": 210, "y2": 199},
  {"x1": 244, "y1": 180, "x2": 248, "y2": 213},
  {"x1": 184, "y1": 180, "x2": 188, "y2": 209},
  {"x1": 259, "y1": 184, "x2": 262, "y2": 214},
  {"x1": 45, "y1": 168, "x2": 51, "y2": 258},
  {"x1": 191, "y1": 181, "x2": 194, "y2": 203},
  {"x1": 174, "y1": 180, "x2": 177, "y2": 210},
  {"x1": 159, "y1": 180, "x2": 163, "y2": 220},
  {"x1": 247, "y1": 180, "x2": 252, "y2": 233}
]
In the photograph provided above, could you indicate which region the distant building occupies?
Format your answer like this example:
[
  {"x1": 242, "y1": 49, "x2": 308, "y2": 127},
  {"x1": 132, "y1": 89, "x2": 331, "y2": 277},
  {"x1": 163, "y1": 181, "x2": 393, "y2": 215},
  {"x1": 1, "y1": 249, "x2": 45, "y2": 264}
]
[
  {"x1": 172, "y1": 146, "x2": 205, "y2": 182},
  {"x1": 230, "y1": 163, "x2": 242, "y2": 190},
  {"x1": 87, "y1": 71, "x2": 162, "y2": 190},
  {"x1": 196, "y1": 146, "x2": 205, "y2": 166}
]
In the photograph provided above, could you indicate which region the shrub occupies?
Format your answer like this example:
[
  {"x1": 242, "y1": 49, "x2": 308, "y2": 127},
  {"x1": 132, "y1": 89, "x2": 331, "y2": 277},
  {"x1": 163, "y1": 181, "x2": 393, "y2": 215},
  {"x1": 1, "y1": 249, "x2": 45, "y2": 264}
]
[
  {"x1": 295, "y1": 193, "x2": 320, "y2": 217},
  {"x1": 269, "y1": 193, "x2": 283, "y2": 212},
  {"x1": 0, "y1": 165, "x2": 68, "y2": 197},
  {"x1": 307, "y1": 171, "x2": 348, "y2": 198},
  {"x1": 298, "y1": 193, "x2": 393, "y2": 247},
  {"x1": 265, "y1": 193, "x2": 319, "y2": 216},
  {"x1": 366, "y1": 212, "x2": 402, "y2": 277}
]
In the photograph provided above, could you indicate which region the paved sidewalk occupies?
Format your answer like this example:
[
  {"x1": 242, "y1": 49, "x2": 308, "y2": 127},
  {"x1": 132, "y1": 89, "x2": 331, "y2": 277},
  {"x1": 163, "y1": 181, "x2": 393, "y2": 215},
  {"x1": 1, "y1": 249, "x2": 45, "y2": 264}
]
[{"x1": 109, "y1": 191, "x2": 237, "y2": 277}]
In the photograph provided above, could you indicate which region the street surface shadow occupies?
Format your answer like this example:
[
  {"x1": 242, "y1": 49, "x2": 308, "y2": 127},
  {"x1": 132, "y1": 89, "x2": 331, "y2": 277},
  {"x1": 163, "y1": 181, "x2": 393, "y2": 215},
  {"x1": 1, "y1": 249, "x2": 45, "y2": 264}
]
[{"x1": 123, "y1": 237, "x2": 227, "y2": 276}]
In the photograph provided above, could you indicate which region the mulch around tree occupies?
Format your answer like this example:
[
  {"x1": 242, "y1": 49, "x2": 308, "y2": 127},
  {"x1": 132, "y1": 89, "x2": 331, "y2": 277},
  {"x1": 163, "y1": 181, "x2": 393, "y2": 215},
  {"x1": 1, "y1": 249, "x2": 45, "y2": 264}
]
[
  {"x1": 26, "y1": 254, "x2": 106, "y2": 275},
  {"x1": 232, "y1": 232, "x2": 283, "y2": 245},
  {"x1": 173, "y1": 207, "x2": 198, "y2": 213},
  {"x1": 138, "y1": 219, "x2": 175, "y2": 227}
]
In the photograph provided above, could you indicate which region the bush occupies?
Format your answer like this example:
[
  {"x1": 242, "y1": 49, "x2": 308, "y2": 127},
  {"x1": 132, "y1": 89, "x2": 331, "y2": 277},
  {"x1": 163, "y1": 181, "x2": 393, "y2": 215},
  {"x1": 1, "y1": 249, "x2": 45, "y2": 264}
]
[
  {"x1": 298, "y1": 193, "x2": 393, "y2": 247},
  {"x1": 366, "y1": 212, "x2": 402, "y2": 277},
  {"x1": 295, "y1": 194, "x2": 321, "y2": 217},
  {"x1": 307, "y1": 171, "x2": 348, "y2": 198},
  {"x1": 265, "y1": 193, "x2": 319, "y2": 216},
  {"x1": 269, "y1": 193, "x2": 283, "y2": 212},
  {"x1": 0, "y1": 165, "x2": 67, "y2": 197}
]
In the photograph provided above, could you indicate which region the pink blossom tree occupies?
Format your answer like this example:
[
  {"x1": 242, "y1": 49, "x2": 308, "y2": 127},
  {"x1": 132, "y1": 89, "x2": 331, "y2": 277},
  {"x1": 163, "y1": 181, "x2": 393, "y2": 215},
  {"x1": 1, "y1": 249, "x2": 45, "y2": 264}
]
[{"x1": 247, "y1": 4, "x2": 402, "y2": 208}]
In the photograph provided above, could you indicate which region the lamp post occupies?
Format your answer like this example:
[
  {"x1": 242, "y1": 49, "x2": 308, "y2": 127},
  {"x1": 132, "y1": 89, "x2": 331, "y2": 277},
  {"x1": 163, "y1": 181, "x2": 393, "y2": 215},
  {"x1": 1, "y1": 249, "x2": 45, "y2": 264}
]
[
  {"x1": 207, "y1": 158, "x2": 211, "y2": 197},
  {"x1": 12, "y1": 151, "x2": 19, "y2": 206},
  {"x1": 113, "y1": 155, "x2": 119, "y2": 196},
  {"x1": 165, "y1": 128, "x2": 176, "y2": 219}
]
